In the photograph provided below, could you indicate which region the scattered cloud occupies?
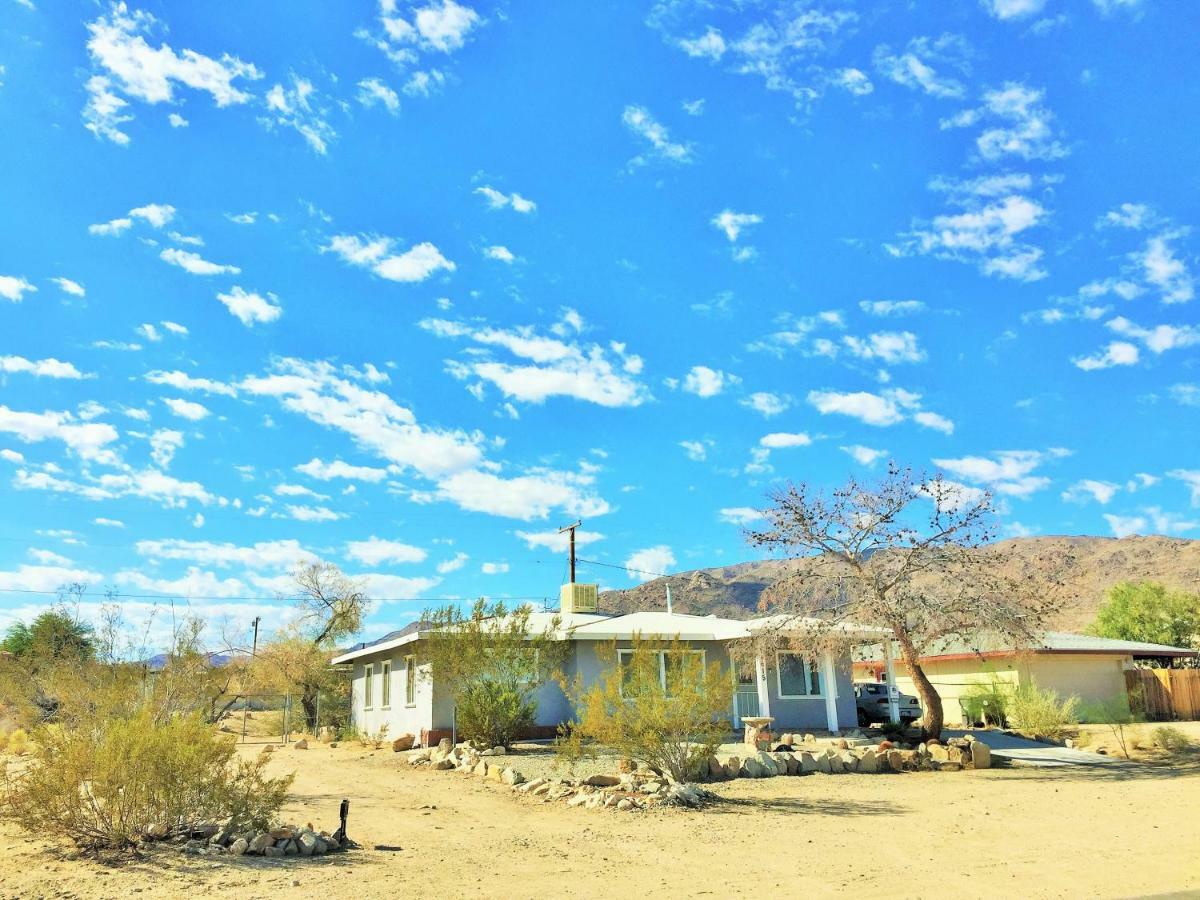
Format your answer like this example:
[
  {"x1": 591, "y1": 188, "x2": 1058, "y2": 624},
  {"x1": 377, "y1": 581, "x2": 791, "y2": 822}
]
[
  {"x1": 162, "y1": 397, "x2": 210, "y2": 420},
  {"x1": 873, "y1": 34, "x2": 970, "y2": 99},
  {"x1": 740, "y1": 392, "x2": 790, "y2": 417},
  {"x1": 841, "y1": 445, "x2": 887, "y2": 466},
  {"x1": 324, "y1": 233, "x2": 455, "y2": 283},
  {"x1": 0, "y1": 356, "x2": 89, "y2": 379},
  {"x1": 217, "y1": 286, "x2": 282, "y2": 326},
  {"x1": 622, "y1": 105, "x2": 693, "y2": 168},
  {"x1": 356, "y1": 77, "x2": 400, "y2": 114},
  {"x1": 474, "y1": 185, "x2": 536, "y2": 213},
  {"x1": 0, "y1": 275, "x2": 37, "y2": 302},
  {"x1": 718, "y1": 507, "x2": 763, "y2": 526},
  {"x1": 262, "y1": 75, "x2": 337, "y2": 154},
  {"x1": 933, "y1": 448, "x2": 1069, "y2": 497},
  {"x1": 1072, "y1": 341, "x2": 1139, "y2": 371},
  {"x1": 682, "y1": 365, "x2": 736, "y2": 398},
  {"x1": 624, "y1": 544, "x2": 675, "y2": 582},
  {"x1": 161, "y1": 247, "x2": 240, "y2": 276},
  {"x1": 345, "y1": 536, "x2": 427, "y2": 566}
]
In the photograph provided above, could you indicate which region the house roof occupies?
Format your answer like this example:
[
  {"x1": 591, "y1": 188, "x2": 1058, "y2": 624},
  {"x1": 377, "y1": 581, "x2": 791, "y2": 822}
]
[
  {"x1": 853, "y1": 630, "x2": 1197, "y2": 665},
  {"x1": 331, "y1": 606, "x2": 886, "y2": 664}
]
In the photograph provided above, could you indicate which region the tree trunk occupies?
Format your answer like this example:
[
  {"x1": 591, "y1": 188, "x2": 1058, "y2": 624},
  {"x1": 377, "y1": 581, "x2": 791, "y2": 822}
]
[
  {"x1": 301, "y1": 688, "x2": 318, "y2": 733},
  {"x1": 894, "y1": 631, "x2": 944, "y2": 739}
]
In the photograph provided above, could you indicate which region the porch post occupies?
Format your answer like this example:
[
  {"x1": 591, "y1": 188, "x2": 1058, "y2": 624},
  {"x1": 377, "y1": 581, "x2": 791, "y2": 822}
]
[
  {"x1": 755, "y1": 654, "x2": 771, "y2": 718},
  {"x1": 821, "y1": 651, "x2": 839, "y2": 734},
  {"x1": 730, "y1": 667, "x2": 741, "y2": 728},
  {"x1": 884, "y1": 640, "x2": 900, "y2": 724}
]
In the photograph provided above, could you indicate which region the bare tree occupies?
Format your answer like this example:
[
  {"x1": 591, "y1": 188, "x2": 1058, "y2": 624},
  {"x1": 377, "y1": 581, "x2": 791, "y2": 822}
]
[{"x1": 747, "y1": 464, "x2": 1065, "y2": 738}]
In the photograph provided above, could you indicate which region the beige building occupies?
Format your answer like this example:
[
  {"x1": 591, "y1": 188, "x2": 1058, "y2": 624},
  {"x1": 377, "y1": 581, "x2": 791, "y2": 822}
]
[{"x1": 854, "y1": 632, "x2": 1196, "y2": 725}]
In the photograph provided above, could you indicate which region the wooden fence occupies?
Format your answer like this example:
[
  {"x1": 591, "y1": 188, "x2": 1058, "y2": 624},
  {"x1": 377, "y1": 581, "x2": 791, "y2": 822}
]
[{"x1": 1125, "y1": 669, "x2": 1200, "y2": 721}]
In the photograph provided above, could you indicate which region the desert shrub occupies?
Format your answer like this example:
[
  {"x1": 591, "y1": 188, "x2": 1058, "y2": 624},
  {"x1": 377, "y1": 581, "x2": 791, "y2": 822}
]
[
  {"x1": 557, "y1": 638, "x2": 733, "y2": 783},
  {"x1": 1079, "y1": 694, "x2": 1141, "y2": 759},
  {"x1": 0, "y1": 712, "x2": 292, "y2": 852},
  {"x1": 878, "y1": 720, "x2": 914, "y2": 741},
  {"x1": 357, "y1": 724, "x2": 390, "y2": 750},
  {"x1": 960, "y1": 679, "x2": 1011, "y2": 727},
  {"x1": 457, "y1": 680, "x2": 535, "y2": 749},
  {"x1": 4, "y1": 729, "x2": 29, "y2": 756},
  {"x1": 1150, "y1": 725, "x2": 1191, "y2": 753},
  {"x1": 1008, "y1": 681, "x2": 1078, "y2": 741}
]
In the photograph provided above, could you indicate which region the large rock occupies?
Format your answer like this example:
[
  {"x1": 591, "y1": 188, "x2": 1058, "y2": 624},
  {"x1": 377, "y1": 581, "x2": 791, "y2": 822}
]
[
  {"x1": 293, "y1": 739, "x2": 308, "y2": 750},
  {"x1": 248, "y1": 833, "x2": 273, "y2": 854},
  {"x1": 437, "y1": 737, "x2": 454, "y2": 754},
  {"x1": 501, "y1": 768, "x2": 524, "y2": 785},
  {"x1": 840, "y1": 751, "x2": 859, "y2": 773},
  {"x1": 741, "y1": 758, "x2": 766, "y2": 778},
  {"x1": 229, "y1": 838, "x2": 249, "y2": 856},
  {"x1": 298, "y1": 830, "x2": 318, "y2": 856},
  {"x1": 704, "y1": 755, "x2": 724, "y2": 780},
  {"x1": 858, "y1": 749, "x2": 879, "y2": 773},
  {"x1": 929, "y1": 744, "x2": 949, "y2": 762},
  {"x1": 816, "y1": 753, "x2": 833, "y2": 774},
  {"x1": 586, "y1": 773, "x2": 622, "y2": 787},
  {"x1": 754, "y1": 751, "x2": 779, "y2": 776},
  {"x1": 392, "y1": 734, "x2": 415, "y2": 752},
  {"x1": 970, "y1": 741, "x2": 991, "y2": 769},
  {"x1": 826, "y1": 752, "x2": 844, "y2": 774},
  {"x1": 886, "y1": 749, "x2": 905, "y2": 772},
  {"x1": 432, "y1": 757, "x2": 455, "y2": 770},
  {"x1": 799, "y1": 751, "x2": 820, "y2": 774},
  {"x1": 473, "y1": 760, "x2": 489, "y2": 777}
]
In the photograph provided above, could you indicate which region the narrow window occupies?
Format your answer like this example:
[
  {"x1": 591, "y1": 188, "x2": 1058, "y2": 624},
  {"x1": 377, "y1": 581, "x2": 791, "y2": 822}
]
[
  {"x1": 364, "y1": 663, "x2": 374, "y2": 708},
  {"x1": 381, "y1": 661, "x2": 392, "y2": 707},
  {"x1": 405, "y1": 655, "x2": 416, "y2": 705},
  {"x1": 777, "y1": 652, "x2": 821, "y2": 697}
]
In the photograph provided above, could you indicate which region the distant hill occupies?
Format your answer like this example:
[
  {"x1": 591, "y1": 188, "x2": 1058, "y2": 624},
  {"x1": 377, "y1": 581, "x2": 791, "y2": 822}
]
[{"x1": 598, "y1": 535, "x2": 1200, "y2": 632}]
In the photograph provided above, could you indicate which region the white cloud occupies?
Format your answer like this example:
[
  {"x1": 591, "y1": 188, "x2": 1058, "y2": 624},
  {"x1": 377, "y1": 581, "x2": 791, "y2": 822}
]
[
  {"x1": 436, "y1": 552, "x2": 469, "y2": 574},
  {"x1": 678, "y1": 28, "x2": 726, "y2": 61},
  {"x1": 83, "y1": 3, "x2": 261, "y2": 145},
  {"x1": 162, "y1": 397, "x2": 210, "y2": 420},
  {"x1": 148, "y1": 428, "x2": 184, "y2": 468},
  {"x1": 841, "y1": 445, "x2": 887, "y2": 466},
  {"x1": 295, "y1": 457, "x2": 389, "y2": 482},
  {"x1": 1106, "y1": 316, "x2": 1200, "y2": 354},
  {"x1": 324, "y1": 233, "x2": 455, "y2": 283},
  {"x1": 859, "y1": 300, "x2": 925, "y2": 317},
  {"x1": 137, "y1": 323, "x2": 162, "y2": 342},
  {"x1": 981, "y1": 0, "x2": 1047, "y2": 20},
  {"x1": 622, "y1": 105, "x2": 693, "y2": 168},
  {"x1": 480, "y1": 561, "x2": 509, "y2": 575},
  {"x1": 0, "y1": 564, "x2": 104, "y2": 592},
  {"x1": 740, "y1": 392, "x2": 790, "y2": 417},
  {"x1": 51, "y1": 277, "x2": 86, "y2": 297},
  {"x1": 682, "y1": 365, "x2": 734, "y2": 398},
  {"x1": 834, "y1": 68, "x2": 873, "y2": 96},
  {"x1": 807, "y1": 389, "x2": 910, "y2": 426},
  {"x1": 1169, "y1": 469, "x2": 1200, "y2": 506},
  {"x1": 1137, "y1": 232, "x2": 1194, "y2": 305},
  {"x1": 1169, "y1": 384, "x2": 1200, "y2": 407},
  {"x1": 0, "y1": 449, "x2": 24, "y2": 463},
  {"x1": 144, "y1": 370, "x2": 237, "y2": 396},
  {"x1": 262, "y1": 75, "x2": 337, "y2": 155},
  {"x1": 0, "y1": 406, "x2": 120, "y2": 464},
  {"x1": 760, "y1": 432, "x2": 811, "y2": 449},
  {"x1": 434, "y1": 467, "x2": 609, "y2": 521},
  {"x1": 0, "y1": 275, "x2": 37, "y2": 302},
  {"x1": 346, "y1": 536, "x2": 427, "y2": 566},
  {"x1": 873, "y1": 35, "x2": 969, "y2": 99},
  {"x1": 718, "y1": 507, "x2": 763, "y2": 526},
  {"x1": 217, "y1": 286, "x2": 282, "y2": 326},
  {"x1": 356, "y1": 77, "x2": 400, "y2": 114},
  {"x1": 933, "y1": 448, "x2": 1069, "y2": 497},
  {"x1": 16, "y1": 467, "x2": 215, "y2": 508},
  {"x1": 1105, "y1": 507, "x2": 1197, "y2": 538},
  {"x1": 483, "y1": 245, "x2": 516, "y2": 264},
  {"x1": 913, "y1": 411, "x2": 955, "y2": 434},
  {"x1": 1062, "y1": 479, "x2": 1121, "y2": 505},
  {"x1": 409, "y1": 0, "x2": 480, "y2": 52},
  {"x1": 93, "y1": 517, "x2": 125, "y2": 528},
  {"x1": 711, "y1": 210, "x2": 762, "y2": 242},
  {"x1": 168, "y1": 112, "x2": 188, "y2": 127},
  {"x1": 474, "y1": 185, "x2": 536, "y2": 213},
  {"x1": 1098, "y1": 202, "x2": 1155, "y2": 231},
  {"x1": 514, "y1": 529, "x2": 604, "y2": 552},
  {"x1": 421, "y1": 312, "x2": 649, "y2": 408},
  {"x1": 161, "y1": 247, "x2": 240, "y2": 276},
  {"x1": 0, "y1": 356, "x2": 89, "y2": 379},
  {"x1": 842, "y1": 331, "x2": 926, "y2": 365},
  {"x1": 747, "y1": 310, "x2": 846, "y2": 357},
  {"x1": 679, "y1": 439, "x2": 712, "y2": 462},
  {"x1": 1073, "y1": 341, "x2": 1139, "y2": 371},
  {"x1": 681, "y1": 98, "x2": 706, "y2": 115},
  {"x1": 945, "y1": 82, "x2": 1068, "y2": 163},
  {"x1": 285, "y1": 504, "x2": 343, "y2": 523},
  {"x1": 624, "y1": 545, "x2": 675, "y2": 582},
  {"x1": 135, "y1": 537, "x2": 314, "y2": 569}
]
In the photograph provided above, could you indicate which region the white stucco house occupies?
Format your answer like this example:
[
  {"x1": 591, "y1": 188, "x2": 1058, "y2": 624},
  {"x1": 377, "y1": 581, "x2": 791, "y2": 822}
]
[{"x1": 331, "y1": 583, "x2": 893, "y2": 747}]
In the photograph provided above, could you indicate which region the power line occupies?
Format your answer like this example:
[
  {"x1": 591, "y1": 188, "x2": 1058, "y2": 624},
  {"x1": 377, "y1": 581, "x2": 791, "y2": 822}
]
[
  {"x1": 0, "y1": 586, "x2": 553, "y2": 604},
  {"x1": 576, "y1": 557, "x2": 672, "y2": 580}
]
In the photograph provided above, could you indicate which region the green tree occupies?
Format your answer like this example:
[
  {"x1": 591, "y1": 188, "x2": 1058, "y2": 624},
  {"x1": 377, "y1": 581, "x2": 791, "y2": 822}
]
[
  {"x1": 557, "y1": 637, "x2": 733, "y2": 783},
  {"x1": 1, "y1": 610, "x2": 95, "y2": 661},
  {"x1": 420, "y1": 599, "x2": 566, "y2": 748},
  {"x1": 1089, "y1": 581, "x2": 1200, "y2": 653}
]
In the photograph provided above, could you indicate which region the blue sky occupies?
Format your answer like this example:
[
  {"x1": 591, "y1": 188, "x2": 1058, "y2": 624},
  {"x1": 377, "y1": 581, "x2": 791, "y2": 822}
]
[{"x1": 1, "y1": 0, "x2": 1198, "y2": 648}]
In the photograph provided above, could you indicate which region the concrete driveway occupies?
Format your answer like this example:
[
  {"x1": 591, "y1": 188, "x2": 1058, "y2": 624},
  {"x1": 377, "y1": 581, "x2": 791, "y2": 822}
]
[{"x1": 943, "y1": 729, "x2": 1134, "y2": 768}]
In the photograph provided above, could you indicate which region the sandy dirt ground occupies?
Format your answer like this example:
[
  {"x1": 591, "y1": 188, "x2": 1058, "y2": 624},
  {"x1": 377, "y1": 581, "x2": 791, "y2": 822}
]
[{"x1": 2, "y1": 742, "x2": 1198, "y2": 900}]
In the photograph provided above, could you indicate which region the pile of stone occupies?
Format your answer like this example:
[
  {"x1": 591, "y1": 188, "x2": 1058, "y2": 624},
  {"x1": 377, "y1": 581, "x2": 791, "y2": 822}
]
[
  {"x1": 404, "y1": 731, "x2": 991, "y2": 814},
  {"x1": 144, "y1": 820, "x2": 350, "y2": 859}
]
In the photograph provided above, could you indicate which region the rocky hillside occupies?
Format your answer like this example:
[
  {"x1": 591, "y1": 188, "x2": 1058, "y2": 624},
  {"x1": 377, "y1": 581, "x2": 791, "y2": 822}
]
[{"x1": 598, "y1": 535, "x2": 1200, "y2": 632}]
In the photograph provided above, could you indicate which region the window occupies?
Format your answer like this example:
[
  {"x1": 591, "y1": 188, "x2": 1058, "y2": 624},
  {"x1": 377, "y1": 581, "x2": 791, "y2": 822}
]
[
  {"x1": 617, "y1": 648, "x2": 706, "y2": 698},
  {"x1": 776, "y1": 652, "x2": 822, "y2": 698},
  {"x1": 364, "y1": 664, "x2": 374, "y2": 708},
  {"x1": 404, "y1": 655, "x2": 416, "y2": 706},
  {"x1": 381, "y1": 661, "x2": 391, "y2": 708}
]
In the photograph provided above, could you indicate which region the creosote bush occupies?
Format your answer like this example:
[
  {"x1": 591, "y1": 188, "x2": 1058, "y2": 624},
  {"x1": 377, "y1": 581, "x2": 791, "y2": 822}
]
[
  {"x1": 1, "y1": 712, "x2": 292, "y2": 853},
  {"x1": 959, "y1": 679, "x2": 1011, "y2": 728},
  {"x1": 1150, "y1": 725, "x2": 1192, "y2": 753},
  {"x1": 1008, "y1": 681, "x2": 1078, "y2": 741},
  {"x1": 457, "y1": 680, "x2": 535, "y2": 750},
  {"x1": 557, "y1": 637, "x2": 733, "y2": 783}
]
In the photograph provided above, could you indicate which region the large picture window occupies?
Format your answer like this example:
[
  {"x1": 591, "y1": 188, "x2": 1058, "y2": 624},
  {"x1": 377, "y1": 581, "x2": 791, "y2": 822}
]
[
  {"x1": 617, "y1": 648, "x2": 707, "y2": 698},
  {"x1": 776, "y1": 652, "x2": 822, "y2": 698}
]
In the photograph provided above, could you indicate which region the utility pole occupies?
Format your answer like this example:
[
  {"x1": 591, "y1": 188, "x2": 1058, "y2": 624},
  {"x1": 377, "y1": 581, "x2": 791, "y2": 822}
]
[
  {"x1": 241, "y1": 615, "x2": 262, "y2": 742},
  {"x1": 557, "y1": 520, "x2": 581, "y2": 583}
]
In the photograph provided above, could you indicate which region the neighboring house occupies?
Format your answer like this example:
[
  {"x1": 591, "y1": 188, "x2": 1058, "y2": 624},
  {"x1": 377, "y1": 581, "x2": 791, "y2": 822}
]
[
  {"x1": 331, "y1": 584, "x2": 890, "y2": 746},
  {"x1": 854, "y1": 632, "x2": 1198, "y2": 724}
]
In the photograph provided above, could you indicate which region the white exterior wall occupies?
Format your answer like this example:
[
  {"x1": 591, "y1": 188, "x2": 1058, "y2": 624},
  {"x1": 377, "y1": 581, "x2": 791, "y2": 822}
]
[{"x1": 351, "y1": 653, "x2": 432, "y2": 740}]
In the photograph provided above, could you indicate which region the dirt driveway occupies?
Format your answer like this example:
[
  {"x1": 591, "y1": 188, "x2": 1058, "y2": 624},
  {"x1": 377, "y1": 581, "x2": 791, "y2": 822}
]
[{"x1": 1, "y1": 743, "x2": 1197, "y2": 899}]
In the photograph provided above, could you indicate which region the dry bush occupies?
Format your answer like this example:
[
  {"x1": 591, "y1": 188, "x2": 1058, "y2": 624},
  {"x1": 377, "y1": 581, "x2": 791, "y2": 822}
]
[
  {"x1": 1, "y1": 712, "x2": 292, "y2": 852},
  {"x1": 3, "y1": 729, "x2": 29, "y2": 756},
  {"x1": 1008, "y1": 681, "x2": 1079, "y2": 741},
  {"x1": 1151, "y1": 725, "x2": 1192, "y2": 753}
]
